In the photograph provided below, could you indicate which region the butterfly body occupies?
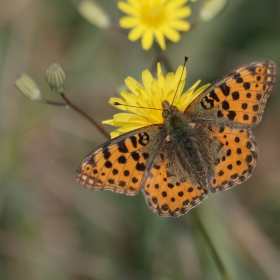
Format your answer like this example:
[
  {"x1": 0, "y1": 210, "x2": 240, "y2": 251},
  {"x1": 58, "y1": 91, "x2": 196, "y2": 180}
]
[
  {"x1": 75, "y1": 60, "x2": 276, "y2": 217},
  {"x1": 163, "y1": 101, "x2": 210, "y2": 191}
]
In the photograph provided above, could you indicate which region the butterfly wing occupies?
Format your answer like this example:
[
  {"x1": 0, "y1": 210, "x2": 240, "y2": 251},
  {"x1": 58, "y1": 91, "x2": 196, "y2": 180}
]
[
  {"x1": 142, "y1": 140, "x2": 208, "y2": 217},
  {"x1": 75, "y1": 123, "x2": 208, "y2": 217},
  {"x1": 185, "y1": 60, "x2": 276, "y2": 128},
  {"x1": 193, "y1": 124, "x2": 259, "y2": 192},
  {"x1": 75, "y1": 125, "x2": 166, "y2": 195}
]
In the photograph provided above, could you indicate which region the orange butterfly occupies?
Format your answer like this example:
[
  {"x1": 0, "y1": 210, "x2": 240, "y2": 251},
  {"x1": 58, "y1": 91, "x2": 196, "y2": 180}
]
[{"x1": 75, "y1": 60, "x2": 276, "y2": 217}]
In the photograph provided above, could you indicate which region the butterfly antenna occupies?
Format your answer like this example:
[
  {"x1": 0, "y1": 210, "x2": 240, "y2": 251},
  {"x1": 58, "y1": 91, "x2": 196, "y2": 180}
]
[
  {"x1": 113, "y1": 102, "x2": 162, "y2": 111},
  {"x1": 171, "y1": 55, "x2": 189, "y2": 106}
]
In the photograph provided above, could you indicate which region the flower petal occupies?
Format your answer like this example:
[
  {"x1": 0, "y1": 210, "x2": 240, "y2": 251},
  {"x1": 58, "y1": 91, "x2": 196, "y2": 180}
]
[
  {"x1": 119, "y1": 16, "x2": 140, "y2": 28},
  {"x1": 175, "y1": 66, "x2": 187, "y2": 84},
  {"x1": 127, "y1": 0, "x2": 140, "y2": 9},
  {"x1": 167, "y1": 0, "x2": 189, "y2": 10},
  {"x1": 162, "y1": 27, "x2": 180, "y2": 42},
  {"x1": 169, "y1": 7, "x2": 191, "y2": 19},
  {"x1": 169, "y1": 20, "x2": 190, "y2": 31},
  {"x1": 124, "y1": 77, "x2": 142, "y2": 95},
  {"x1": 141, "y1": 29, "x2": 154, "y2": 50},
  {"x1": 118, "y1": 2, "x2": 139, "y2": 16},
  {"x1": 142, "y1": 70, "x2": 153, "y2": 92},
  {"x1": 154, "y1": 30, "x2": 166, "y2": 50},
  {"x1": 128, "y1": 25, "x2": 145, "y2": 41}
]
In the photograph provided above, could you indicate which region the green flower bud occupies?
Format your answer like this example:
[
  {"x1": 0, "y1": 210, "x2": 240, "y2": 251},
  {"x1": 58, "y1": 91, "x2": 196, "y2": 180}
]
[
  {"x1": 77, "y1": 0, "x2": 110, "y2": 29},
  {"x1": 45, "y1": 63, "x2": 66, "y2": 94},
  {"x1": 199, "y1": 0, "x2": 228, "y2": 22},
  {"x1": 14, "y1": 73, "x2": 41, "y2": 101}
]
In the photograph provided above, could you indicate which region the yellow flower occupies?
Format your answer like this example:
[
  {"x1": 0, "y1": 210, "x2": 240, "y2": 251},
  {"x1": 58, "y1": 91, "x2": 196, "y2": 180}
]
[
  {"x1": 103, "y1": 63, "x2": 210, "y2": 138},
  {"x1": 118, "y1": 0, "x2": 196, "y2": 50}
]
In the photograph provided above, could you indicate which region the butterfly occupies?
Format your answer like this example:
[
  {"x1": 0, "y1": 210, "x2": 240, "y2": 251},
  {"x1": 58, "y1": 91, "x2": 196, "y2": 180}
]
[{"x1": 75, "y1": 60, "x2": 276, "y2": 217}]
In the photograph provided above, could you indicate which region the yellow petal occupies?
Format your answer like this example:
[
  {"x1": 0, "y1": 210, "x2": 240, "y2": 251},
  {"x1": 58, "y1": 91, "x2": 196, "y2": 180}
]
[
  {"x1": 157, "y1": 63, "x2": 163, "y2": 79},
  {"x1": 108, "y1": 97, "x2": 128, "y2": 108},
  {"x1": 119, "y1": 16, "x2": 140, "y2": 28},
  {"x1": 142, "y1": 69, "x2": 153, "y2": 91},
  {"x1": 162, "y1": 27, "x2": 180, "y2": 42},
  {"x1": 175, "y1": 65, "x2": 187, "y2": 84},
  {"x1": 165, "y1": 73, "x2": 175, "y2": 97},
  {"x1": 167, "y1": 0, "x2": 189, "y2": 10},
  {"x1": 110, "y1": 124, "x2": 145, "y2": 138},
  {"x1": 182, "y1": 80, "x2": 201, "y2": 96},
  {"x1": 118, "y1": 2, "x2": 139, "y2": 16},
  {"x1": 128, "y1": 25, "x2": 145, "y2": 41},
  {"x1": 169, "y1": 7, "x2": 191, "y2": 19},
  {"x1": 169, "y1": 20, "x2": 190, "y2": 31},
  {"x1": 121, "y1": 92, "x2": 139, "y2": 104},
  {"x1": 124, "y1": 77, "x2": 142, "y2": 95},
  {"x1": 126, "y1": 0, "x2": 141, "y2": 9},
  {"x1": 154, "y1": 30, "x2": 166, "y2": 50},
  {"x1": 141, "y1": 29, "x2": 154, "y2": 50},
  {"x1": 108, "y1": 113, "x2": 149, "y2": 125}
]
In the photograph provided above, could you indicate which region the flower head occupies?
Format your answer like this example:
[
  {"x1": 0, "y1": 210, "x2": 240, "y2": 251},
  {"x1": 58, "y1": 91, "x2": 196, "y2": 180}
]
[
  {"x1": 118, "y1": 0, "x2": 196, "y2": 50},
  {"x1": 103, "y1": 63, "x2": 210, "y2": 138}
]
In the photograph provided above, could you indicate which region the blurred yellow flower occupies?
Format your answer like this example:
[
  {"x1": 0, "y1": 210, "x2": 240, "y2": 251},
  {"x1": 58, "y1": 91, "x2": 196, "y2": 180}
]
[
  {"x1": 118, "y1": 0, "x2": 195, "y2": 50},
  {"x1": 103, "y1": 63, "x2": 210, "y2": 138}
]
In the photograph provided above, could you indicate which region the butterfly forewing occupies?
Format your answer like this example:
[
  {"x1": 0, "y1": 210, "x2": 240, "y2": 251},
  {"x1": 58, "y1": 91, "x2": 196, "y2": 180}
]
[
  {"x1": 75, "y1": 125, "x2": 166, "y2": 195},
  {"x1": 185, "y1": 60, "x2": 276, "y2": 128}
]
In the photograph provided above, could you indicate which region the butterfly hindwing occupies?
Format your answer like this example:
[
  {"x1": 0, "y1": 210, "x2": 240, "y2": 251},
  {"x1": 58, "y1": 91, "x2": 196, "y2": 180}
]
[
  {"x1": 200, "y1": 125, "x2": 259, "y2": 192},
  {"x1": 143, "y1": 136, "x2": 208, "y2": 217},
  {"x1": 185, "y1": 60, "x2": 276, "y2": 128}
]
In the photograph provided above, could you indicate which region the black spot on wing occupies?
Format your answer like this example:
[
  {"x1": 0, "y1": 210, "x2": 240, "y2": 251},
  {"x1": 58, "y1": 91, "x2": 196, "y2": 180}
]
[
  {"x1": 219, "y1": 83, "x2": 230, "y2": 96},
  {"x1": 209, "y1": 90, "x2": 220, "y2": 102},
  {"x1": 118, "y1": 140, "x2": 128, "y2": 153}
]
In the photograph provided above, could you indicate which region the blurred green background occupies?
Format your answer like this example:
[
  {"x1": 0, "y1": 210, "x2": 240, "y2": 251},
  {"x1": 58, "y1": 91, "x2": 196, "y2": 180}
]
[{"x1": 1, "y1": 0, "x2": 280, "y2": 279}]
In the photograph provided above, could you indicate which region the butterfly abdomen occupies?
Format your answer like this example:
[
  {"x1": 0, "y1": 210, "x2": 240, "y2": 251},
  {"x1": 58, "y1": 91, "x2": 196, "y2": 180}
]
[{"x1": 165, "y1": 112, "x2": 207, "y2": 187}]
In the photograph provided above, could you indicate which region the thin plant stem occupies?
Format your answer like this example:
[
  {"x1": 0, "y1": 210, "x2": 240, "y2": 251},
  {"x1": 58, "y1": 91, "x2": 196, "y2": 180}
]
[
  {"x1": 189, "y1": 19, "x2": 203, "y2": 32},
  {"x1": 39, "y1": 98, "x2": 69, "y2": 107},
  {"x1": 192, "y1": 210, "x2": 232, "y2": 280},
  {"x1": 60, "y1": 93, "x2": 110, "y2": 140},
  {"x1": 110, "y1": 24, "x2": 127, "y2": 35}
]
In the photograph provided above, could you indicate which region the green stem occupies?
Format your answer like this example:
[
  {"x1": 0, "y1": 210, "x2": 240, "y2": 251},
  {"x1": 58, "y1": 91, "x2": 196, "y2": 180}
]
[
  {"x1": 60, "y1": 93, "x2": 110, "y2": 140},
  {"x1": 192, "y1": 210, "x2": 232, "y2": 280},
  {"x1": 39, "y1": 98, "x2": 69, "y2": 107},
  {"x1": 189, "y1": 19, "x2": 203, "y2": 32}
]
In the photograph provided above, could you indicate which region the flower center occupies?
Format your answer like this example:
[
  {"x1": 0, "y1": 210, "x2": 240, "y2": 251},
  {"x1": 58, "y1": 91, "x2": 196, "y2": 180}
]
[{"x1": 141, "y1": 2, "x2": 167, "y2": 27}]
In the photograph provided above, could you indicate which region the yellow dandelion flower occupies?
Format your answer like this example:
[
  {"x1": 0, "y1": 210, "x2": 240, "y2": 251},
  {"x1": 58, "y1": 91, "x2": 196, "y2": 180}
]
[
  {"x1": 118, "y1": 0, "x2": 195, "y2": 50},
  {"x1": 103, "y1": 63, "x2": 210, "y2": 138}
]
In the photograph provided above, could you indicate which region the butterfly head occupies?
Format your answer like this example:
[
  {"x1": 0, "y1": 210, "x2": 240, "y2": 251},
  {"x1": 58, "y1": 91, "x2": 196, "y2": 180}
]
[{"x1": 162, "y1": 100, "x2": 179, "y2": 119}]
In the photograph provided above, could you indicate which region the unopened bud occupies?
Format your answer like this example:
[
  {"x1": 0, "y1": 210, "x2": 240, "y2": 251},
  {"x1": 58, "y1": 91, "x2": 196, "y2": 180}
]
[
  {"x1": 77, "y1": 0, "x2": 110, "y2": 29},
  {"x1": 45, "y1": 63, "x2": 66, "y2": 94},
  {"x1": 199, "y1": 0, "x2": 228, "y2": 22},
  {"x1": 14, "y1": 73, "x2": 41, "y2": 101}
]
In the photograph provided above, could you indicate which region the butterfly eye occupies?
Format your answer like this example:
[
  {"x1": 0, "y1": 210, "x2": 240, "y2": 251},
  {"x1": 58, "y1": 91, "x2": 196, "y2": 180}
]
[
  {"x1": 162, "y1": 109, "x2": 169, "y2": 118},
  {"x1": 171, "y1": 106, "x2": 179, "y2": 112}
]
